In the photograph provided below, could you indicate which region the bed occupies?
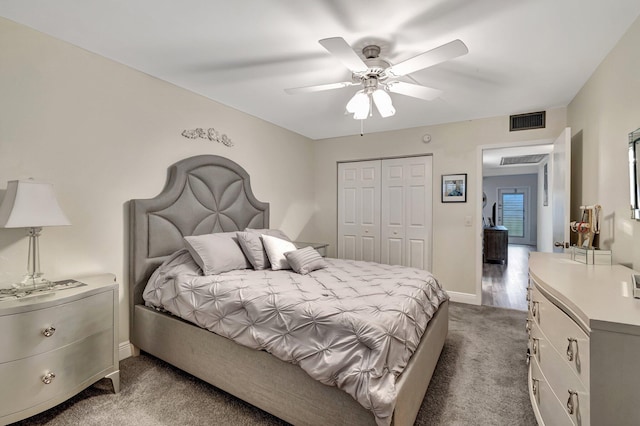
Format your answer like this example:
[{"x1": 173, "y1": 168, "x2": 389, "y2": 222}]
[{"x1": 129, "y1": 154, "x2": 449, "y2": 426}]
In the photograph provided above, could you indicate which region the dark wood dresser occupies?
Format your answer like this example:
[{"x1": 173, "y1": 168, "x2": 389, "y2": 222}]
[{"x1": 483, "y1": 226, "x2": 508, "y2": 264}]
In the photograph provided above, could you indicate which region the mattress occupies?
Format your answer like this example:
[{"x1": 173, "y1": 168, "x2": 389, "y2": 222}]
[{"x1": 143, "y1": 249, "x2": 448, "y2": 426}]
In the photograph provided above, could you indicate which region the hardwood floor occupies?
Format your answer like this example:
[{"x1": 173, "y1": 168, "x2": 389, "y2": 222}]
[{"x1": 482, "y1": 244, "x2": 535, "y2": 311}]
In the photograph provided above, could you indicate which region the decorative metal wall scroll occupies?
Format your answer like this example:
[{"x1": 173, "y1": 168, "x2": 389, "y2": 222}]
[{"x1": 181, "y1": 128, "x2": 234, "y2": 147}]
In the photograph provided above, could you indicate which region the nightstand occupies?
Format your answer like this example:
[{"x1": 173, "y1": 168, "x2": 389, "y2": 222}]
[
  {"x1": 0, "y1": 274, "x2": 119, "y2": 424},
  {"x1": 293, "y1": 241, "x2": 329, "y2": 257}
]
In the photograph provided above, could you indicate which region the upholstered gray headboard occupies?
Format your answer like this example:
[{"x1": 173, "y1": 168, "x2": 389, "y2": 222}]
[{"x1": 129, "y1": 155, "x2": 269, "y2": 311}]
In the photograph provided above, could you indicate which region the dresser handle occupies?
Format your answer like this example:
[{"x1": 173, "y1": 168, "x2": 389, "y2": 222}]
[
  {"x1": 566, "y1": 389, "x2": 578, "y2": 415},
  {"x1": 531, "y1": 301, "x2": 539, "y2": 318},
  {"x1": 42, "y1": 326, "x2": 56, "y2": 337},
  {"x1": 532, "y1": 338, "x2": 539, "y2": 356},
  {"x1": 42, "y1": 372, "x2": 56, "y2": 384},
  {"x1": 532, "y1": 378, "x2": 539, "y2": 396},
  {"x1": 566, "y1": 337, "x2": 577, "y2": 361},
  {"x1": 525, "y1": 319, "x2": 532, "y2": 334}
]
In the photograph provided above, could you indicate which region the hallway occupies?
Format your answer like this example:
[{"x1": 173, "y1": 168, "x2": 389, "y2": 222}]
[{"x1": 481, "y1": 244, "x2": 534, "y2": 311}]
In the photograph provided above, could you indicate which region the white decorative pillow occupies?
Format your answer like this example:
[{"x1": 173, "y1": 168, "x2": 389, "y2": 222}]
[
  {"x1": 183, "y1": 232, "x2": 250, "y2": 275},
  {"x1": 261, "y1": 234, "x2": 297, "y2": 271},
  {"x1": 284, "y1": 246, "x2": 327, "y2": 275},
  {"x1": 237, "y1": 231, "x2": 270, "y2": 270}
]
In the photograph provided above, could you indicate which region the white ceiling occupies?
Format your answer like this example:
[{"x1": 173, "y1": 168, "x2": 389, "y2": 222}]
[{"x1": 1, "y1": 1, "x2": 639, "y2": 140}]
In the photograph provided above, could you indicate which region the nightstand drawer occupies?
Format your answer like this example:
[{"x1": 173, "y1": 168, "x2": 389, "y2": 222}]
[
  {"x1": 0, "y1": 290, "x2": 113, "y2": 363},
  {"x1": 0, "y1": 328, "x2": 114, "y2": 418}
]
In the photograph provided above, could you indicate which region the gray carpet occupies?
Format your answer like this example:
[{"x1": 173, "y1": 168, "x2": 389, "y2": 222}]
[{"x1": 10, "y1": 303, "x2": 536, "y2": 425}]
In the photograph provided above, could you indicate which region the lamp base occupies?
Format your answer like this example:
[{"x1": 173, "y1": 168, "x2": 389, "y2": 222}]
[{"x1": 12, "y1": 274, "x2": 54, "y2": 291}]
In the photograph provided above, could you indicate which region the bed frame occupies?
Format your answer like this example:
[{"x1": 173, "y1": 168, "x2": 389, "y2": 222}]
[{"x1": 129, "y1": 155, "x2": 448, "y2": 425}]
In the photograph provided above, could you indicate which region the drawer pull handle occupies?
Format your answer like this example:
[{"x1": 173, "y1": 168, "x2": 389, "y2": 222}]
[
  {"x1": 532, "y1": 378, "x2": 539, "y2": 396},
  {"x1": 531, "y1": 301, "x2": 539, "y2": 318},
  {"x1": 42, "y1": 326, "x2": 56, "y2": 337},
  {"x1": 566, "y1": 389, "x2": 578, "y2": 415},
  {"x1": 532, "y1": 338, "x2": 539, "y2": 356},
  {"x1": 42, "y1": 372, "x2": 56, "y2": 384},
  {"x1": 525, "y1": 319, "x2": 532, "y2": 334},
  {"x1": 566, "y1": 337, "x2": 577, "y2": 361}
]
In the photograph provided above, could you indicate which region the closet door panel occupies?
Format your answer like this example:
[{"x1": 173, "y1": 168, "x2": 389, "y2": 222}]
[
  {"x1": 382, "y1": 159, "x2": 406, "y2": 266},
  {"x1": 338, "y1": 161, "x2": 381, "y2": 262}
]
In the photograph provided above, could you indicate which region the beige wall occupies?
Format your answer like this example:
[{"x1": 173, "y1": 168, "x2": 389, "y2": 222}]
[
  {"x1": 567, "y1": 15, "x2": 640, "y2": 269},
  {"x1": 0, "y1": 18, "x2": 316, "y2": 348},
  {"x1": 312, "y1": 109, "x2": 567, "y2": 299}
]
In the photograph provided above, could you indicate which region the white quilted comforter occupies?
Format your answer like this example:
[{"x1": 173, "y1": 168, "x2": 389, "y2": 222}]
[{"x1": 143, "y1": 249, "x2": 448, "y2": 425}]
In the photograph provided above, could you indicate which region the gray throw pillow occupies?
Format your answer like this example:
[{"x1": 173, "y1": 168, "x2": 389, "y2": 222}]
[
  {"x1": 237, "y1": 231, "x2": 270, "y2": 270},
  {"x1": 244, "y1": 228, "x2": 292, "y2": 242},
  {"x1": 284, "y1": 246, "x2": 327, "y2": 275},
  {"x1": 183, "y1": 232, "x2": 250, "y2": 275}
]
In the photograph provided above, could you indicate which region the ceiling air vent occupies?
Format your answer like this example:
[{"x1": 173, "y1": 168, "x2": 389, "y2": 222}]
[
  {"x1": 510, "y1": 111, "x2": 546, "y2": 131},
  {"x1": 500, "y1": 154, "x2": 547, "y2": 165}
]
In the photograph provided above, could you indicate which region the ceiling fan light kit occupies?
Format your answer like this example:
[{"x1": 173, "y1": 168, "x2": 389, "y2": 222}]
[{"x1": 285, "y1": 36, "x2": 468, "y2": 121}]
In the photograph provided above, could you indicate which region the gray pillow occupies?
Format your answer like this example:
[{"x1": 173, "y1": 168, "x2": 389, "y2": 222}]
[
  {"x1": 183, "y1": 232, "x2": 250, "y2": 275},
  {"x1": 244, "y1": 228, "x2": 292, "y2": 242},
  {"x1": 284, "y1": 246, "x2": 327, "y2": 275},
  {"x1": 237, "y1": 231, "x2": 270, "y2": 270}
]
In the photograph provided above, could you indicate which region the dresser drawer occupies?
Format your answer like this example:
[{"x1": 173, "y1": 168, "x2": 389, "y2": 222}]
[
  {"x1": 531, "y1": 285, "x2": 590, "y2": 389},
  {"x1": 530, "y1": 358, "x2": 574, "y2": 426},
  {"x1": 0, "y1": 328, "x2": 114, "y2": 418},
  {"x1": 531, "y1": 322, "x2": 590, "y2": 426},
  {"x1": 0, "y1": 290, "x2": 113, "y2": 363}
]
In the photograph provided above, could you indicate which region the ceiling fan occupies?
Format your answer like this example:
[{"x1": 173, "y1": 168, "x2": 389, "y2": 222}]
[{"x1": 285, "y1": 37, "x2": 468, "y2": 119}]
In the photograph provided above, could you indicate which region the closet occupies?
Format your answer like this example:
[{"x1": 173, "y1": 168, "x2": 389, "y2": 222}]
[{"x1": 337, "y1": 155, "x2": 433, "y2": 271}]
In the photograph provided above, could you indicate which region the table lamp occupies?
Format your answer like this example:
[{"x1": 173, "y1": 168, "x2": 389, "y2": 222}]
[{"x1": 0, "y1": 180, "x2": 71, "y2": 289}]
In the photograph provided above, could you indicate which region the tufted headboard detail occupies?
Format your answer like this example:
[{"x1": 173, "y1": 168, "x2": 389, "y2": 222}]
[{"x1": 129, "y1": 155, "x2": 269, "y2": 310}]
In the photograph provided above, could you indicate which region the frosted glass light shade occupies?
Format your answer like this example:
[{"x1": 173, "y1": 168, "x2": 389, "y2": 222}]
[
  {"x1": 372, "y1": 89, "x2": 396, "y2": 118},
  {"x1": 0, "y1": 180, "x2": 71, "y2": 228},
  {"x1": 346, "y1": 90, "x2": 370, "y2": 119}
]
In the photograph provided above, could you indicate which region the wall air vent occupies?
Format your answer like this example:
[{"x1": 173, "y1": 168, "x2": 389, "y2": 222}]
[
  {"x1": 510, "y1": 111, "x2": 546, "y2": 131},
  {"x1": 500, "y1": 154, "x2": 547, "y2": 165}
]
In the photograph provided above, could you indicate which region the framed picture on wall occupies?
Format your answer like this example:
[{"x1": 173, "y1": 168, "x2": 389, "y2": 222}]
[{"x1": 442, "y1": 173, "x2": 467, "y2": 203}]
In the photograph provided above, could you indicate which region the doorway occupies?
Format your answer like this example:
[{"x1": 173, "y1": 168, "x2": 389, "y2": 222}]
[{"x1": 479, "y1": 142, "x2": 551, "y2": 310}]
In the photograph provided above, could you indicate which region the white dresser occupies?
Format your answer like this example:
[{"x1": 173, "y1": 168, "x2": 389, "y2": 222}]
[
  {"x1": 0, "y1": 274, "x2": 119, "y2": 424},
  {"x1": 527, "y1": 252, "x2": 640, "y2": 426}
]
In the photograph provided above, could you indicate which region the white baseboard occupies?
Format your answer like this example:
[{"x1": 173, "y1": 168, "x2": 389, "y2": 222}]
[
  {"x1": 447, "y1": 291, "x2": 481, "y2": 305},
  {"x1": 119, "y1": 341, "x2": 135, "y2": 361}
]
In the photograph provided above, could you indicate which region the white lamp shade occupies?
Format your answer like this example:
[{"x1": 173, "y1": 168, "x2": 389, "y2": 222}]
[
  {"x1": 0, "y1": 180, "x2": 71, "y2": 228},
  {"x1": 372, "y1": 89, "x2": 396, "y2": 118}
]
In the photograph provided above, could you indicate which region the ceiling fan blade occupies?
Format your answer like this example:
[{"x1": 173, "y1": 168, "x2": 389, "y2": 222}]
[
  {"x1": 386, "y1": 39, "x2": 468, "y2": 77},
  {"x1": 285, "y1": 81, "x2": 356, "y2": 95},
  {"x1": 387, "y1": 81, "x2": 443, "y2": 101},
  {"x1": 319, "y1": 37, "x2": 368, "y2": 73}
]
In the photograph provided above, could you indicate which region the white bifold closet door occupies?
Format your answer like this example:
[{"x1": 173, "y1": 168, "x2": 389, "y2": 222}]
[{"x1": 338, "y1": 156, "x2": 433, "y2": 271}]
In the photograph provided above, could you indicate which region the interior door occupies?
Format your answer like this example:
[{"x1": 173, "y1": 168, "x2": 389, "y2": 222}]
[
  {"x1": 551, "y1": 127, "x2": 571, "y2": 253},
  {"x1": 337, "y1": 160, "x2": 381, "y2": 262},
  {"x1": 381, "y1": 156, "x2": 432, "y2": 270}
]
